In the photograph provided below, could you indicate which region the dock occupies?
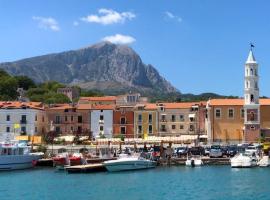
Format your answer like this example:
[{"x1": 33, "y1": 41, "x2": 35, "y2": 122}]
[
  {"x1": 170, "y1": 157, "x2": 230, "y2": 165},
  {"x1": 65, "y1": 163, "x2": 107, "y2": 173}
]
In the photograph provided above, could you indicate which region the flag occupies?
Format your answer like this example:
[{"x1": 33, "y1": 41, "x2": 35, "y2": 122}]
[{"x1": 14, "y1": 124, "x2": 20, "y2": 129}]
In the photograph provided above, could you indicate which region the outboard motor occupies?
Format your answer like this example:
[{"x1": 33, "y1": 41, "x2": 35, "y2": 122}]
[{"x1": 191, "y1": 159, "x2": 195, "y2": 167}]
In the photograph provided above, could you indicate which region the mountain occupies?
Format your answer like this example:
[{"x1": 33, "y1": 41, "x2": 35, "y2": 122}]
[{"x1": 0, "y1": 42, "x2": 179, "y2": 98}]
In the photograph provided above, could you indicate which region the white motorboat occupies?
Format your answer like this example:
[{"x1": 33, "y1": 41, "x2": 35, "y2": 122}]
[
  {"x1": 185, "y1": 156, "x2": 203, "y2": 167},
  {"x1": 257, "y1": 156, "x2": 270, "y2": 167},
  {"x1": 230, "y1": 153, "x2": 257, "y2": 168},
  {"x1": 0, "y1": 140, "x2": 43, "y2": 170},
  {"x1": 103, "y1": 154, "x2": 156, "y2": 172}
]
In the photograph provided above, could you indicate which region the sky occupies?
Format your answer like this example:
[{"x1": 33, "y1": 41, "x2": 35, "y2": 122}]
[{"x1": 1, "y1": 0, "x2": 270, "y2": 97}]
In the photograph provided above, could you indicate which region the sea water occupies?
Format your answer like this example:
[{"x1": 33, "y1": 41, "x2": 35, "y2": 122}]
[{"x1": 0, "y1": 166, "x2": 270, "y2": 200}]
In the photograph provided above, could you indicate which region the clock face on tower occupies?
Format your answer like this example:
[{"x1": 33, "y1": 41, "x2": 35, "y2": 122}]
[{"x1": 246, "y1": 109, "x2": 258, "y2": 122}]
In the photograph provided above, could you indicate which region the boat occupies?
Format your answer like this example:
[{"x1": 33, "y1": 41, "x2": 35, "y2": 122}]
[
  {"x1": 185, "y1": 156, "x2": 203, "y2": 167},
  {"x1": 103, "y1": 154, "x2": 156, "y2": 172},
  {"x1": 230, "y1": 153, "x2": 257, "y2": 168},
  {"x1": 53, "y1": 152, "x2": 84, "y2": 170},
  {"x1": 0, "y1": 139, "x2": 43, "y2": 170},
  {"x1": 257, "y1": 156, "x2": 270, "y2": 167}
]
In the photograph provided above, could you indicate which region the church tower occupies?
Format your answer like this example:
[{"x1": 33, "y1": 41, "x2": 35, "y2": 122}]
[{"x1": 244, "y1": 45, "x2": 260, "y2": 142}]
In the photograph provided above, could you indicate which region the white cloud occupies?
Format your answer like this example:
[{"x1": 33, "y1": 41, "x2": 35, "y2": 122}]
[
  {"x1": 33, "y1": 16, "x2": 60, "y2": 31},
  {"x1": 165, "y1": 11, "x2": 182, "y2": 22},
  {"x1": 102, "y1": 34, "x2": 136, "y2": 45},
  {"x1": 73, "y1": 21, "x2": 79, "y2": 26},
  {"x1": 81, "y1": 8, "x2": 135, "y2": 25}
]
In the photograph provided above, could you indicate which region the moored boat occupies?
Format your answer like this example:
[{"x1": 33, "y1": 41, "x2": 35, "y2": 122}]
[
  {"x1": 230, "y1": 153, "x2": 257, "y2": 168},
  {"x1": 257, "y1": 156, "x2": 270, "y2": 167},
  {"x1": 185, "y1": 156, "x2": 203, "y2": 167},
  {"x1": 103, "y1": 154, "x2": 156, "y2": 172}
]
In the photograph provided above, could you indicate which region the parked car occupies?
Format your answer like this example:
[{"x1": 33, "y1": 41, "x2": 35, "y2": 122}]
[
  {"x1": 175, "y1": 147, "x2": 189, "y2": 157},
  {"x1": 226, "y1": 145, "x2": 238, "y2": 157},
  {"x1": 189, "y1": 146, "x2": 205, "y2": 156},
  {"x1": 209, "y1": 145, "x2": 223, "y2": 158},
  {"x1": 203, "y1": 146, "x2": 211, "y2": 156}
]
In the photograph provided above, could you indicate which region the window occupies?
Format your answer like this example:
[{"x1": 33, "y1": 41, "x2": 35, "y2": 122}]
[
  {"x1": 161, "y1": 115, "x2": 166, "y2": 122},
  {"x1": 6, "y1": 127, "x2": 10, "y2": 133},
  {"x1": 215, "y1": 109, "x2": 221, "y2": 118},
  {"x1": 250, "y1": 68, "x2": 253, "y2": 75},
  {"x1": 78, "y1": 126, "x2": 82, "y2": 133},
  {"x1": 138, "y1": 114, "x2": 142, "y2": 122},
  {"x1": 255, "y1": 82, "x2": 258, "y2": 89},
  {"x1": 149, "y1": 125, "x2": 153, "y2": 134},
  {"x1": 250, "y1": 94, "x2": 254, "y2": 103},
  {"x1": 71, "y1": 126, "x2": 74, "y2": 131},
  {"x1": 100, "y1": 126, "x2": 104, "y2": 131},
  {"x1": 172, "y1": 125, "x2": 176, "y2": 130},
  {"x1": 148, "y1": 114, "x2": 152, "y2": 123},
  {"x1": 228, "y1": 108, "x2": 234, "y2": 118},
  {"x1": 35, "y1": 127, "x2": 38, "y2": 133},
  {"x1": 42, "y1": 116, "x2": 45, "y2": 122},
  {"x1": 21, "y1": 115, "x2": 27, "y2": 124},
  {"x1": 180, "y1": 125, "x2": 184, "y2": 130},
  {"x1": 21, "y1": 126, "x2": 26, "y2": 134},
  {"x1": 65, "y1": 116, "x2": 68, "y2": 122},
  {"x1": 100, "y1": 115, "x2": 104, "y2": 121},
  {"x1": 161, "y1": 125, "x2": 166, "y2": 132},
  {"x1": 241, "y1": 109, "x2": 245, "y2": 119},
  {"x1": 171, "y1": 115, "x2": 176, "y2": 122},
  {"x1": 138, "y1": 125, "x2": 142, "y2": 134},
  {"x1": 78, "y1": 116, "x2": 82, "y2": 123},
  {"x1": 42, "y1": 127, "x2": 45, "y2": 134},
  {"x1": 71, "y1": 116, "x2": 74, "y2": 121},
  {"x1": 120, "y1": 127, "x2": 126, "y2": 135},
  {"x1": 55, "y1": 126, "x2": 61, "y2": 133},
  {"x1": 180, "y1": 115, "x2": 184, "y2": 121},
  {"x1": 56, "y1": 116, "x2": 61, "y2": 124},
  {"x1": 120, "y1": 117, "x2": 126, "y2": 124},
  {"x1": 6, "y1": 115, "x2": 10, "y2": 121},
  {"x1": 189, "y1": 125, "x2": 194, "y2": 131}
]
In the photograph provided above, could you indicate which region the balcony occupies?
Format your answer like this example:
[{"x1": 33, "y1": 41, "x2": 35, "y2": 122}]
[{"x1": 99, "y1": 120, "x2": 104, "y2": 124}]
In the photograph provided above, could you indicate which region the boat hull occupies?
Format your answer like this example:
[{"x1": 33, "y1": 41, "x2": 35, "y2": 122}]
[
  {"x1": 104, "y1": 160, "x2": 156, "y2": 172},
  {"x1": 0, "y1": 155, "x2": 41, "y2": 170}
]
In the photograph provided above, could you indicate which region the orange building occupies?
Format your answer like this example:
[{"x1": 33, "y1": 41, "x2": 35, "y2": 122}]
[{"x1": 113, "y1": 105, "x2": 134, "y2": 138}]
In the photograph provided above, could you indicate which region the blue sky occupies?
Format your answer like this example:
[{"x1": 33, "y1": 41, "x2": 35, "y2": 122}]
[{"x1": 1, "y1": 0, "x2": 270, "y2": 97}]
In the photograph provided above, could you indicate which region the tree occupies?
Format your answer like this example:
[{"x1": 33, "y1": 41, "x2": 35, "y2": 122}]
[
  {"x1": 0, "y1": 77, "x2": 18, "y2": 100},
  {"x1": 14, "y1": 76, "x2": 36, "y2": 90}
]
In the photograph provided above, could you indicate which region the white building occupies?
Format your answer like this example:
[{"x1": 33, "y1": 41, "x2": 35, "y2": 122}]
[
  {"x1": 0, "y1": 102, "x2": 46, "y2": 137},
  {"x1": 90, "y1": 105, "x2": 114, "y2": 138}
]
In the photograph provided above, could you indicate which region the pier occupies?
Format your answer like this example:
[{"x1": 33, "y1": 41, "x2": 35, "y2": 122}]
[{"x1": 65, "y1": 163, "x2": 107, "y2": 173}]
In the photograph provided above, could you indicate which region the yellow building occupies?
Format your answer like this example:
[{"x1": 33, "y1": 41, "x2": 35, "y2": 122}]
[
  {"x1": 134, "y1": 104, "x2": 158, "y2": 138},
  {"x1": 206, "y1": 99, "x2": 270, "y2": 143}
]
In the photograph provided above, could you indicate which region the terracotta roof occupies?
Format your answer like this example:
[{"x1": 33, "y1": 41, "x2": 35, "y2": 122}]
[
  {"x1": 77, "y1": 104, "x2": 92, "y2": 110},
  {"x1": 47, "y1": 104, "x2": 75, "y2": 110},
  {"x1": 79, "y1": 96, "x2": 116, "y2": 101},
  {"x1": 91, "y1": 104, "x2": 115, "y2": 110},
  {"x1": 161, "y1": 102, "x2": 198, "y2": 109},
  {"x1": 145, "y1": 103, "x2": 157, "y2": 110},
  {"x1": 0, "y1": 101, "x2": 44, "y2": 110},
  {"x1": 209, "y1": 98, "x2": 270, "y2": 106}
]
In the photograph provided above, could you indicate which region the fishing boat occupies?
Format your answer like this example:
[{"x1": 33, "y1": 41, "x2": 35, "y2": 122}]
[
  {"x1": 185, "y1": 156, "x2": 203, "y2": 167},
  {"x1": 103, "y1": 154, "x2": 156, "y2": 172},
  {"x1": 53, "y1": 152, "x2": 84, "y2": 170},
  {"x1": 230, "y1": 153, "x2": 257, "y2": 168},
  {"x1": 0, "y1": 134, "x2": 43, "y2": 170}
]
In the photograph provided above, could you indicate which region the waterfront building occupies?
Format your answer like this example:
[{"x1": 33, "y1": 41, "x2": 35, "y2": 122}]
[
  {"x1": 0, "y1": 101, "x2": 47, "y2": 136},
  {"x1": 116, "y1": 93, "x2": 148, "y2": 105},
  {"x1": 90, "y1": 104, "x2": 114, "y2": 138},
  {"x1": 46, "y1": 104, "x2": 90, "y2": 136},
  {"x1": 134, "y1": 104, "x2": 158, "y2": 138},
  {"x1": 78, "y1": 96, "x2": 116, "y2": 105},
  {"x1": 157, "y1": 102, "x2": 204, "y2": 137},
  {"x1": 113, "y1": 105, "x2": 134, "y2": 138}
]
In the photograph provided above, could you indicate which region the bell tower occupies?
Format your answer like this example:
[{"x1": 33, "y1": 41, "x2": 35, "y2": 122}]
[{"x1": 244, "y1": 44, "x2": 260, "y2": 142}]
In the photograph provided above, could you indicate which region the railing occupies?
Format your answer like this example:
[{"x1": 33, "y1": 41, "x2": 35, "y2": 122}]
[{"x1": 20, "y1": 120, "x2": 27, "y2": 124}]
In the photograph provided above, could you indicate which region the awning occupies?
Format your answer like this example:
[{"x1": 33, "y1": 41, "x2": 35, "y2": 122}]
[
  {"x1": 189, "y1": 114, "x2": 196, "y2": 118},
  {"x1": 199, "y1": 135, "x2": 208, "y2": 139}
]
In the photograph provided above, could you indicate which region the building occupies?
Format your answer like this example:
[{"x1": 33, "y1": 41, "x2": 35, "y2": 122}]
[
  {"x1": 0, "y1": 102, "x2": 47, "y2": 136},
  {"x1": 78, "y1": 96, "x2": 116, "y2": 105},
  {"x1": 113, "y1": 105, "x2": 134, "y2": 138},
  {"x1": 90, "y1": 105, "x2": 114, "y2": 138},
  {"x1": 157, "y1": 102, "x2": 204, "y2": 137},
  {"x1": 116, "y1": 93, "x2": 148, "y2": 105},
  {"x1": 57, "y1": 87, "x2": 80, "y2": 102},
  {"x1": 134, "y1": 104, "x2": 158, "y2": 138},
  {"x1": 46, "y1": 104, "x2": 90, "y2": 136}
]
